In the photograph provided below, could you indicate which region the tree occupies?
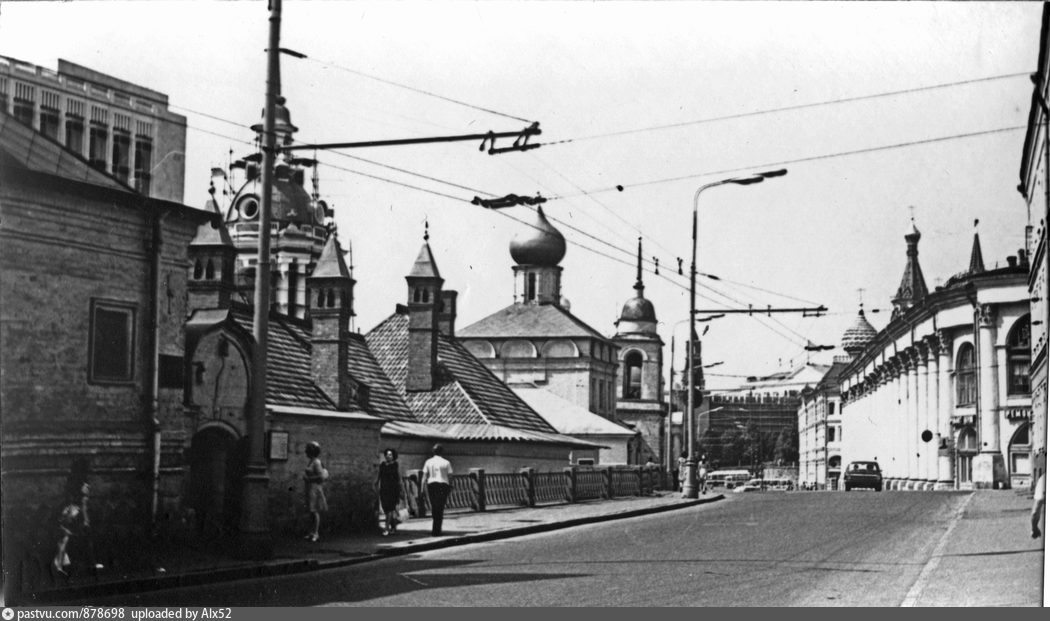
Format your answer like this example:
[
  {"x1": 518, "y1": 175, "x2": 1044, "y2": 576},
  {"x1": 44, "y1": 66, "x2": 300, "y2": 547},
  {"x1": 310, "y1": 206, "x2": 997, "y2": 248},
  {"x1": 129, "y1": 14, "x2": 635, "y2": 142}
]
[{"x1": 773, "y1": 426, "x2": 799, "y2": 465}]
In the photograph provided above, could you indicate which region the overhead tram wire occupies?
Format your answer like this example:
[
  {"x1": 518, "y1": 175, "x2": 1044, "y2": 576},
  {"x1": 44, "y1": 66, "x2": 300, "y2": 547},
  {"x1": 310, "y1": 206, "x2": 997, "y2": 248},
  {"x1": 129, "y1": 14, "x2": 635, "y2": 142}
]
[
  {"x1": 551, "y1": 125, "x2": 1027, "y2": 200},
  {"x1": 300, "y1": 54, "x2": 533, "y2": 124},
  {"x1": 179, "y1": 119, "x2": 816, "y2": 348},
  {"x1": 541, "y1": 71, "x2": 1031, "y2": 146}
]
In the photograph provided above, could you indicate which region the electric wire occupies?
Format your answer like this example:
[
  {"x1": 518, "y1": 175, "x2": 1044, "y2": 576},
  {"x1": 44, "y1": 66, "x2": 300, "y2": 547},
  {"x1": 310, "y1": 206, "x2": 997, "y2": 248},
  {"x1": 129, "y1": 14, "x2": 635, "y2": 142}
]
[
  {"x1": 542, "y1": 72, "x2": 1031, "y2": 146},
  {"x1": 551, "y1": 125, "x2": 1027, "y2": 199},
  {"x1": 302, "y1": 54, "x2": 533, "y2": 124}
]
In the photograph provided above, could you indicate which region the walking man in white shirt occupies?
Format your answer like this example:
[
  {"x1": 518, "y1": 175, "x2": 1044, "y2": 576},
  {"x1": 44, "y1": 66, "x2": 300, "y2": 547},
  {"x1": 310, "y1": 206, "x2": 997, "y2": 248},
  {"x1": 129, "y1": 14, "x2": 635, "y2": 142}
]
[{"x1": 422, "y1": 444, "x2": 453, "y2": 536}]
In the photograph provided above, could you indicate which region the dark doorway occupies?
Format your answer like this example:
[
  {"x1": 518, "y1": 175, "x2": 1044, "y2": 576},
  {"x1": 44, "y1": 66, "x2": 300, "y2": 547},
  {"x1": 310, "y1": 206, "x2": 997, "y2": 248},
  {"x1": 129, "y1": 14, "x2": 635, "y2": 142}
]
[{"x1": 188, "y1": 427, "x2": 247, "y2": 541}]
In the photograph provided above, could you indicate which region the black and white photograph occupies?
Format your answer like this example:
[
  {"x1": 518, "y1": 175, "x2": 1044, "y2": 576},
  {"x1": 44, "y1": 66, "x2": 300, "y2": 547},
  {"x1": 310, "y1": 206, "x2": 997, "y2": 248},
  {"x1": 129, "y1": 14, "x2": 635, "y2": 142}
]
[{"x1": 0, "y1": 0, "x2": 1046, "y2": 608}]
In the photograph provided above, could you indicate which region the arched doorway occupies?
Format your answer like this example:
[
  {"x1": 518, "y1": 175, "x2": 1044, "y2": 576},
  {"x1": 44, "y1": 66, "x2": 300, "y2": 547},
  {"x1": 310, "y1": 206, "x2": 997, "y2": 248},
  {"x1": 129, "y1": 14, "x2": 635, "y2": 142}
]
[
  {"x1": 956, "y1": 427, "x2": 978, "y2": 488},
  {"x1": 187, "y1": 426, "x2": 247, "y2": 540},
  {"x1": 1008, "y1": 423, "x2": 1032, "y2": 487}
]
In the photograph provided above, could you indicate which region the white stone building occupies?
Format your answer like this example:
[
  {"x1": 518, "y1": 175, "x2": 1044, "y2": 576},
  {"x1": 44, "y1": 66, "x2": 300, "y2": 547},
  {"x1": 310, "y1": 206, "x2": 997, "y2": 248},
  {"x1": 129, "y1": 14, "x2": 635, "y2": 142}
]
[{"x1": 839, "y1": 223, "x2": 1032, "y2": 490}]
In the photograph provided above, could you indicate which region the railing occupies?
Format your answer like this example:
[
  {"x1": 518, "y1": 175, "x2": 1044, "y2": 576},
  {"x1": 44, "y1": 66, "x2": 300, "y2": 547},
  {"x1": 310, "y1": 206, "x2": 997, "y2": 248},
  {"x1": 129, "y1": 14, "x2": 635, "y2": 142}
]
[{"x1": 402, "y1": 466, "x2": 667, "y2": 517}]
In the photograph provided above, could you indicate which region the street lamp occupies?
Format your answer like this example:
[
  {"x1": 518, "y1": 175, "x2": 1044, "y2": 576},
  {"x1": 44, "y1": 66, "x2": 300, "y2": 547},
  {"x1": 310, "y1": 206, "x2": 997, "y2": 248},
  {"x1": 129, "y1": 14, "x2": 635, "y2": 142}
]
[{"x1": 682, "y1": 168, "x2": 788, "y2": 499}]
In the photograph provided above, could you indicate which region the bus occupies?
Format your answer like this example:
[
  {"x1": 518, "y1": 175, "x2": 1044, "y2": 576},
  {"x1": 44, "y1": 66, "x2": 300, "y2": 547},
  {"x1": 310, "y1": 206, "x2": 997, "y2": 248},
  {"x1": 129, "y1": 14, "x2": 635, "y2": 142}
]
[{"x1": 706, "y1": 469, "x2": 752, "y2": 489}]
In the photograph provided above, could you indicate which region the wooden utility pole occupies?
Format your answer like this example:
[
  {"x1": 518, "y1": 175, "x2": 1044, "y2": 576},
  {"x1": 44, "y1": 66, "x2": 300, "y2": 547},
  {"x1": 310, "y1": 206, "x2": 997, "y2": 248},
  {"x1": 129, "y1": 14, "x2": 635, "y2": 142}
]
[{"x1": 239, "y1": 0, "x2": 282, "y2": 559}]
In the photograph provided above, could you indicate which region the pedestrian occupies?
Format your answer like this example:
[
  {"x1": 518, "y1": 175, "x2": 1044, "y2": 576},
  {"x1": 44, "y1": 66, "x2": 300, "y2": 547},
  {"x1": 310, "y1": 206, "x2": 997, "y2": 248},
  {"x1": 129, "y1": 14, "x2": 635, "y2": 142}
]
[
  {"x1": 1032, "y1": 471, "x2": 1045, "y2": 539},
  {"x1": 421, "y1": 444, "x2": 452, "y2": 536},
  {"x1": 53, "y1": 475, "x2": 91, "y2": 576},
  {"x1": 376, "y1": 448, "x2": 403, "y2": 536},
  {"x1": 303, "y1": 441, "x2": 328, "y2": 542},
  {"x1": 698, "y1": 455, "x2": 709, "y2": 495},
  {"x1": 677, "y1": 451, "x2": 688, "y2": 492}
]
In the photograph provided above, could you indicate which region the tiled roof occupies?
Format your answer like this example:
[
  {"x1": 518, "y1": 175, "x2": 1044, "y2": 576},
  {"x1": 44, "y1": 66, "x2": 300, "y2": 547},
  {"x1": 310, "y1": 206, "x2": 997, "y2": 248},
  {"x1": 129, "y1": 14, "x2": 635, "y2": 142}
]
[
  {"x1": 458, "y1": 302, "x2": 612, "y2": 342},
  {"x1": 345, "y1": 333, "x2": 414, "y2": 422},
  {"x1": 366, "y1": 310, "x2": 599, "y2": 448},
  {"x1": 231, "y1": 310, "x2": 341, "y2": 411}
]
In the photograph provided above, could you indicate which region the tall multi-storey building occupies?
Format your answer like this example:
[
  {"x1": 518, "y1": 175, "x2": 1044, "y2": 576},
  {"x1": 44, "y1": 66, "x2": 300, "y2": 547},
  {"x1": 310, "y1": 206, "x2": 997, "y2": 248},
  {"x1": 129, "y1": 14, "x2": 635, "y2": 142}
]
[
  {"x1": 1019, "y1": 2, "x2": 1049, "y2": 490},
  {"x1": 0, "y1": 55, "x2": 186, "y2": 202}
]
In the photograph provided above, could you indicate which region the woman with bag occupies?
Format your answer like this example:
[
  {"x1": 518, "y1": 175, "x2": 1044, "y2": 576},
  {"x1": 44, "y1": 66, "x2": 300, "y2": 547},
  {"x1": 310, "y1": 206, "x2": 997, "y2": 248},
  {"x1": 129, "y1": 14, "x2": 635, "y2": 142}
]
[
  {"x1": 375, "y1": 448, "x2": 403, "y2": 536},
  {"x1": 303, "y1": 441, "x2": 328, "y2": 542}
]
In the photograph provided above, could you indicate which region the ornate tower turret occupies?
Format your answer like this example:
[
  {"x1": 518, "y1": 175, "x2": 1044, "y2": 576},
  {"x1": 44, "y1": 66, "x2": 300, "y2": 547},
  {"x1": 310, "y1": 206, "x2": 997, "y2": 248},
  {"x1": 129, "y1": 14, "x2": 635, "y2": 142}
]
[
  {"x1": 892, "y1": 218, "x2": 929, "y2": 315},
  {"x1": 405, "y1": 228, "x2": 444, "y2": 392},
  {"x1": 187, "y1": 188, "x2": 237, "y2": 311},
  {"x1": 307, "y1": 235, "x2": 355, "y2": 409}
]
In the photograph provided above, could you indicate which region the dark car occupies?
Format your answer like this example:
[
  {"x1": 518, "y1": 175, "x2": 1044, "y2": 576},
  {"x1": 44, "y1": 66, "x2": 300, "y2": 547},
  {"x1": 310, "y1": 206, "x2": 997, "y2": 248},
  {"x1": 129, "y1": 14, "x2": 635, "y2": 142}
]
[{"x1": 843, "y1": 461, "x2": 883, "y2": 491}]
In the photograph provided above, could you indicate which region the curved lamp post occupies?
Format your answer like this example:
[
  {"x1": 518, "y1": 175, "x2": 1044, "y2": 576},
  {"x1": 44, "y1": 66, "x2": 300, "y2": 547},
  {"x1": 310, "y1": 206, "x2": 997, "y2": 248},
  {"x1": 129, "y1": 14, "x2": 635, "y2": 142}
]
[{"x1": 682, "y1": 168, "x2": 788, "y2": 499}]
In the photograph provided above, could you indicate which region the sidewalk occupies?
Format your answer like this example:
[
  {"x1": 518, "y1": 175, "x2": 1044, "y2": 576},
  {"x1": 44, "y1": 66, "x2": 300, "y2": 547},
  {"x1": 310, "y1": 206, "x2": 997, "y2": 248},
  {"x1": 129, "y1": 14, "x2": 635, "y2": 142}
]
[
  {"x1": 903, "y1": 489, "x2": 1045, "y2": 607},
  {"x1": 19, "y1": 491, "x2": 721, "y2": 605}
]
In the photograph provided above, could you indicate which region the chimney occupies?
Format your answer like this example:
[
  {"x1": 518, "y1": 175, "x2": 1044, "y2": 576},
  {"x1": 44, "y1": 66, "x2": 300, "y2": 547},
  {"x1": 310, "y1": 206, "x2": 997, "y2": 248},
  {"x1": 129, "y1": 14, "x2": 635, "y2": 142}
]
[
  {"x1": 405, "y1": 241, "x2": 443, "y2": 392},
  {"x1": 438, "y1": 290, "x2": 458, "y2": 338},
  {"x1": 187, "y1": 195, "x2": 237, "y2": 312},
  {"x1": 307, "y1": 236, "x2": 355, "y2": 409}
]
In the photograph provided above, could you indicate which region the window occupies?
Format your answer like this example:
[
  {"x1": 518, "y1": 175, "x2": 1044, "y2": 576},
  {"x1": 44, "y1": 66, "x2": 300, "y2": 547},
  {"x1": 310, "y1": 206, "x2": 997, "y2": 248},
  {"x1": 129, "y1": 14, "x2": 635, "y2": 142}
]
[
  {"x1": 89, "y1": 300, "x2": 135, "y2": 383},
  {"x1": 65, "y1": 118, "x2": 84, "y2": 154},
  {"x1": 828, "y1": 427, "x2": 837, "y2": 443},
  {"x1": 40, "y1": 108, "x2": 60, "y2": 140},
  {"x1": 134, "y1": 139, "x2": 152, "y2": 194},
  {"x1": 89, "y1": 124, "x2": 108, "y2": 171},
  {"x1": 955, "y1": 343, "x2": 976, "y2": 406},
  {"x1": 526, "y1": 272, "x2": 537, "y2": 302},
  {"x1": 1006, "y1": 316, "x2": 1031, "y2": 395},
  {"x1": 827, "y1": 402, "x2": 835, "y2": 416},
  {"x1": 112, "y1": 132, "x2": 131, "y2": 183},
  {"x1": 623, "y1": 351, "x2": 643, "y2": 399}
]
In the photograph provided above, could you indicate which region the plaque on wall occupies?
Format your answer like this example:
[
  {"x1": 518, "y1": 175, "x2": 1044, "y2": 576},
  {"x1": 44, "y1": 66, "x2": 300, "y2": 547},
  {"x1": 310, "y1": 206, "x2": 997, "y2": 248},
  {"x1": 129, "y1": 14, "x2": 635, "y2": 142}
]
[{"x1": 268, "y1": 430, "x2": 289, "y2": 461}]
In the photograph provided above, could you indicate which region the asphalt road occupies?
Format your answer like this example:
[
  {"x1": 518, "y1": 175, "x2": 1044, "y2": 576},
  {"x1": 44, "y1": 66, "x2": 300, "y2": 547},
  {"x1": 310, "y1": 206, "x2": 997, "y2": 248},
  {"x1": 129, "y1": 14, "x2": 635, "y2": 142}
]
[{"x1": 81, "y1": 491, "x2": 982, "y2": 606}]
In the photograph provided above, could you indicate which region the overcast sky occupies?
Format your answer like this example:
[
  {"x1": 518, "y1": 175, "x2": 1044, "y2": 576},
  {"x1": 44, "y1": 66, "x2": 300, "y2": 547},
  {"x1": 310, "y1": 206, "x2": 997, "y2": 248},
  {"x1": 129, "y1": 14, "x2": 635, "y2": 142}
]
[{"x1": 1, "y1": 1, "x2": 1041, "y2": 388}]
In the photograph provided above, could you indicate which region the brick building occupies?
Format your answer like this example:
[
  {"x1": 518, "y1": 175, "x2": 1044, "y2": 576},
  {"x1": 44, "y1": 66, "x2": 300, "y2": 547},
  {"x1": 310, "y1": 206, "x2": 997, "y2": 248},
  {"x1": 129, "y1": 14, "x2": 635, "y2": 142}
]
[
  {"x1": 0, "y1": 108, "x2": 209, "y2": 552},
  {"x1": 0, "y1": 55, "x2": 186, "y2": 202}
]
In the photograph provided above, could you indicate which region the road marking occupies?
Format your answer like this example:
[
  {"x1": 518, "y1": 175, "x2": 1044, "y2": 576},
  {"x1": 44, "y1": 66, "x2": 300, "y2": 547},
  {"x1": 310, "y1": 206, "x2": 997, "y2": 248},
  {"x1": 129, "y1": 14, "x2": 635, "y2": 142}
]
[{"x1": 899, "y1": 493, "x2": 974, "y2": 607}]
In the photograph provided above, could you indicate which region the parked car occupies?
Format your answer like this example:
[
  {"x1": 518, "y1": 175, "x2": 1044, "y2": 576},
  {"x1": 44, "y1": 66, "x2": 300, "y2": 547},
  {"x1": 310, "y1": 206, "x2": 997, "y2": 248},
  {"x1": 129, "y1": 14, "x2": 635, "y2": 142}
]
[
  {"x1": 733, "y1": 478, "x2": 764, "y2": 493},
  {"x1": 843, "y1": 461, "x2": 883, "y2": 491}
]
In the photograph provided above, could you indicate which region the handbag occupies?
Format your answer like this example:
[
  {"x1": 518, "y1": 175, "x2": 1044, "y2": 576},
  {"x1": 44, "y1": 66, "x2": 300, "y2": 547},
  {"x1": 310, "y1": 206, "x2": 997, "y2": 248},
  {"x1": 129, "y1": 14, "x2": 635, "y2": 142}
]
[{"x1": 396, "y1": 506, "x2": 410, "y2": 523}]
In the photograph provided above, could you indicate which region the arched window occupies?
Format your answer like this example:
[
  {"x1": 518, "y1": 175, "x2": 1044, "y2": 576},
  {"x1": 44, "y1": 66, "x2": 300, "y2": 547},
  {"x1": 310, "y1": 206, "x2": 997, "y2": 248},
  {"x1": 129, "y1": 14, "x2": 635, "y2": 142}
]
[
  {"x1": 1006, "y1": 316, "x2": 1031, "y2": 395},
  {"x1": 205, "y1": 259, "x2": 215, "y2": 280},
  {"x1": 317, "y1": 289, "x2": 325, "y2": 308},
  {"x1": 526, "y1": 273, "x2": 537, "y2": 302},
  {"x1": 193, "y1": 259, "x2": 203, "y2": 280},
  {"x1": 413, "y1": 288, "x2": 421, "y2": 303},
  {"x1": 955, "y1": 343, "x2": 976, "y2": 406},
  {"x1": 623, "y1": 351, "x2": 643, "y2": 399}
]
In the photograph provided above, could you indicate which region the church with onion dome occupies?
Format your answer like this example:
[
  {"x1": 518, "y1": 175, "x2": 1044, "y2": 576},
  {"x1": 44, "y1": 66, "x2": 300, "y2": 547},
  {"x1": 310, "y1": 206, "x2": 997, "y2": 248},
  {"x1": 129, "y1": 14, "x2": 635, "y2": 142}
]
[{"x1": 458, "y1": 206, "x2": 660, "y2": 465}]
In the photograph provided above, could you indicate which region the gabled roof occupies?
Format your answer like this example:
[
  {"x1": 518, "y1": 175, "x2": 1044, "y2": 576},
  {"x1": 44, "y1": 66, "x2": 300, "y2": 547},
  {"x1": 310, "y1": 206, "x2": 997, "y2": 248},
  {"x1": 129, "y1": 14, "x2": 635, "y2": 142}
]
[
  {"x1": 458, "y1": 302, "x2": 613, "y2": 342},
  {"x1": 366, "y1": 310, "x2": 600, "y2": 448},
  {"x1": 345, "y1": 333, "x2": 414, "y2": 422},
  {"x1": 191, "y1": 199, "x2": 235, "y2": 247}
]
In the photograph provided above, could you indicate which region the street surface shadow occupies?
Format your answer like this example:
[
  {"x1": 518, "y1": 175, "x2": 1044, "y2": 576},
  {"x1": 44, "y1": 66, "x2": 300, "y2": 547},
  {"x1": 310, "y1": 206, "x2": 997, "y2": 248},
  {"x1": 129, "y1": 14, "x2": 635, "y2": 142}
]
[{"x1": 943, "y1": 548, "x2": 1044, "y2": 558}]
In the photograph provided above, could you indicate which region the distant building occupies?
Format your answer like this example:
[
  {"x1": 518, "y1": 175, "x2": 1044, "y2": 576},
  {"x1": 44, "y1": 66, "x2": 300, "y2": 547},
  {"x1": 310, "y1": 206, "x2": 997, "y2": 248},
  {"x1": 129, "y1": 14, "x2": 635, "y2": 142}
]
[
  {"x1": 0, "y1": 55, "x2": 186, "y2": 202},
  {"x1": 798, "y1": 356, "x2": 851, "y2": 489},
  {"x1": 512, "y1": 385, "x2": 635, "y2": 465},
  {"x1": 839, "y1": 222, "x2": 1031, "y2": 490},
  {"x1": 1018, "y1": 2, "x2": 1049, "y2": 489}
]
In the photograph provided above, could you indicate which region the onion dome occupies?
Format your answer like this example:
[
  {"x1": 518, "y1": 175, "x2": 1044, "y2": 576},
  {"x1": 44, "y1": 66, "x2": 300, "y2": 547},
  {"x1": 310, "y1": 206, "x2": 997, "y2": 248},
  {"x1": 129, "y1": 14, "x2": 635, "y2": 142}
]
[
  {"x1": 620, "y1": 296, "x2": 657, "y2": 323},
  {"x1": 225, "y1": 172, "x2": 322, "y2": 228},
  {"x1": 616, "y1": 238, "x2": 658, "y2": 332},
  {"x1": 510, "y1": 206, "x2": 566, "y2": 266},
  {"x1": 841, "y1": 307, "x2": 877, "y2": 355}
]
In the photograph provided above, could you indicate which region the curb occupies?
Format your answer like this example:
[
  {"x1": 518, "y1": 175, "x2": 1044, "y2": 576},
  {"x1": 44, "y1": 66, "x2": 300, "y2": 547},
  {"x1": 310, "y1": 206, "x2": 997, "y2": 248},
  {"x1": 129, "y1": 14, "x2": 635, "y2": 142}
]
[{"x1": 25, "y1": 494, "x2": 723, "y2": 604}]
